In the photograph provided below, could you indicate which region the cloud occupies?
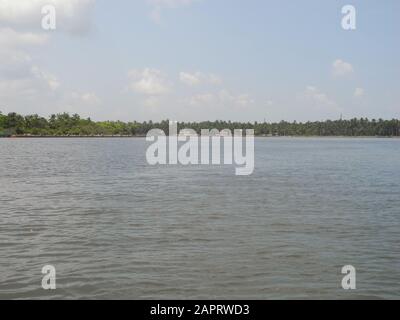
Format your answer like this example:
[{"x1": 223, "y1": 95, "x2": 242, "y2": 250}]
[
  {"x1": 0, "y1": 26, "x2": 59, "y2": 99},
  {"x1": 219, "y1": 90, "x2": 254, "y2": 106},
  {"x1": 128, "y1": 68, "x2": 171, "y2": 96},
  {"x1": 332, "y1": 59, "x2": 354, "y2": 77},
  {"x1": 179, "y1": 72, "x2": 222, "y2": 87},
  {"x1": 0, "y1": 44, "x2": 59, "y2": 91},
  {"x1": 0, "y1": 28, "x2": 49, "y2": 47},
  {"x1": 81, "y1": 92, "x2": 102, "y2": 105},
  {"x1": 180, "y1": 72, "x2": 201, "y2": 86},
  {"x1": 189, "y1": 89, "x2": 254, "y2": 107},
  {"x1": 301, "y1": 86, "x2": 336, "y2": 108},
  {"x1": 0, "y1": 51, "x2": 60, "y2": 114},
  {"x1": 354, "y1": 87, "x2": 365, "y2": 98},
  {"x1": 0, "y1": 0, "x2": 96, "y2": 34},
  {"x1": 0, "y1": 64, "x2": 60, "y2": 100},
  {"x1": 125, "y1": 68, "x2": 253, "y2": 113},
  {"x1": 189, "y1": 93, "x2": 216, "y2": 105},
  {"x1": 147, "y1": 0, "x2": 198, "y2": 23},
  {"x1": 31, "y1": 66, "x2": 60, "y2": 90},
  {"x1": 0, "y1": 0, "x2": 97, "y2": 111}
]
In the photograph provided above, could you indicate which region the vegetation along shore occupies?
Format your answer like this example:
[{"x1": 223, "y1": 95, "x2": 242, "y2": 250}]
[{"x1": 1, "y1": 111, "x2": 399, "y2": 137}]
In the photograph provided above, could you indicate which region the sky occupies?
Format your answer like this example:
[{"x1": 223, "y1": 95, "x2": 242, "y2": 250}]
[{"x1": 0, "y1": 0, "x2": 399, "y2": 122}]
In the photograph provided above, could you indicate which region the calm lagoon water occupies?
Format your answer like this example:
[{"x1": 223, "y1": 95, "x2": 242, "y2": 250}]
[{"x1": 0, "y1": 137, "x2": 399, "y2": 299}]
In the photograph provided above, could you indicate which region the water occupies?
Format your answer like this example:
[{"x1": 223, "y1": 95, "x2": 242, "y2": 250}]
[{"x1": 0, "y1": 137, "x2": 399, "y2": 300}]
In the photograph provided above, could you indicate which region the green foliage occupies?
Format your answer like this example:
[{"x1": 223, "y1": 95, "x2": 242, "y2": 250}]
[{"x1": 0, "y1": 111, "x2": 399, "y2": 137}]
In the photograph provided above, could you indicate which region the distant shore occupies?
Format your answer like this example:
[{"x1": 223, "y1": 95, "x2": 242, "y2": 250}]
[{"x1": 1, "y1": 112, "x2": 399, "y2": 138}]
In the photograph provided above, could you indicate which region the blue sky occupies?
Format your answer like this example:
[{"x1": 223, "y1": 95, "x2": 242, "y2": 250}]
[{"x1": 0, "y1": 0, "x2": 399, "y2": 122}]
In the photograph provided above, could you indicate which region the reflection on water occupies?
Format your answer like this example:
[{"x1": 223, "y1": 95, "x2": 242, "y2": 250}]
[{"x1": 0, "y1": 138, "x2": 399, "y2": 299}]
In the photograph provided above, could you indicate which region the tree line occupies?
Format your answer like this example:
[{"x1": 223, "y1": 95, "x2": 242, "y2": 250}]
[{"x1": 0, "y1": 111, "x2": 399, "y2": 137}]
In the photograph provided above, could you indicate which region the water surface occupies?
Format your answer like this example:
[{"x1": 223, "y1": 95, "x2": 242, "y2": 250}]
[{"x1": 0, "y1": 138, "x2": 399, "y2": 299}]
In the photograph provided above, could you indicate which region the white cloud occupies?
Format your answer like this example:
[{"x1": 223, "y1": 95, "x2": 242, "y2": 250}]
[
  {"x1": 179, "y1": 71, "x2": 222, "y2": 87},
  {"x1": 301, "y1": 86, "x2": 336, "y2": 108},
  {"x1": 0, "y1": 27, "x2": 50, "y2": 87},
  {"x1": 219, "y1": 90, "x2": 254, "y2": 106},
  {"x1": 0, "y1": 28, "x2": 48, "y2": 47},
  {"x1": 180, "y1": 72, "x2": 201, "y2": 86},
  {"x1": 332, "y1": 59, "x2": 354, "y2": 77},
  {"x1": 0, "y1": 65, "x2": 60, "y2": 100},
  {"x1": 147, "y1": 0, "x2": 198, "y2": 23},
  {"x1": 123, "y1": 68, "x2": 253, "y2": 115},
  {"x1": 189, "y1": 93, "x2": 216, "y2": 105},
  {"x1": 0, "y1": 50, "x2": 31, "y2": 76},
  {"x1": 189, "y1": 89, "x2": 254, "y2": 107},
  {"x1": 354, "y1": 87, "x2": 365, "y2": 98},
  {"x1": 0, "y1": 50, "x2": 60, "y2": 112},
  {"x1": 236, "y1": 94, "x2": 254, "y2": 106},
  {"x1": 81, "y1": 92, "x2": 101, "y2": 105},
  {"x1": 0, "y1": 0, "x2": 96, "y2": 34},
  {"x1": 208, "y1": 74, "x2": 222, "y2": 85},
  {"x1": 31, "y1": 66, "x2": 60, "y2": 90},
  {"x1": 0, "y1": 0, "x2": 97, "y2": 110},
  {"x1": 0, "y1": 45, "x2": 60, "y2": 95},
  {"x1": 128, "y1": 68, "x2": 171, "y2": 96}
]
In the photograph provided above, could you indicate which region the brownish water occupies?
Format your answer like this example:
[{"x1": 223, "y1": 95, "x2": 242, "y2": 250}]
[{"x1": 0, "y1": 138, "x2": 399, "y2": 299}]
